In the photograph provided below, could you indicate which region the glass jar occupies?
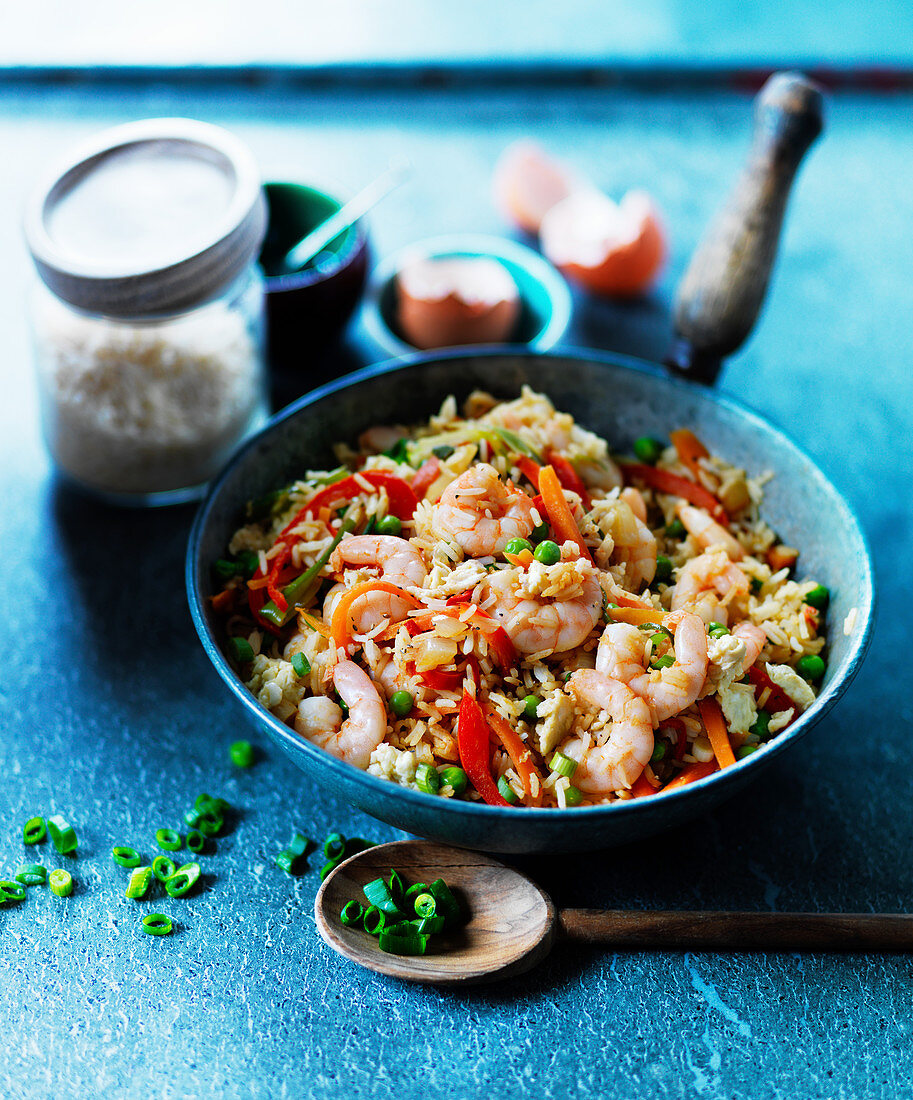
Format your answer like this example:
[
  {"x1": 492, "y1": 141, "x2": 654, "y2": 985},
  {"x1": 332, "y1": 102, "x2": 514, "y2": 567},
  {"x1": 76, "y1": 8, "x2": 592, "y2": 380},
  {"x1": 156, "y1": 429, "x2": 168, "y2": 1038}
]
[{"x1": 24, "y1": 118, "x2": 269, "y2": 505}]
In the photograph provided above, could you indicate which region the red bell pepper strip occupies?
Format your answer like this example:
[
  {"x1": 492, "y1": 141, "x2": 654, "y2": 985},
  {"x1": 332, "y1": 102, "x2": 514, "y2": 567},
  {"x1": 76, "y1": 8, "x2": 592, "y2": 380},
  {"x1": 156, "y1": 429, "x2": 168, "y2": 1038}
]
[
  {"x1": 457, "y1": 693, "x2": 510, "y2": 807},
  {"x1": 409, "y1": 664, "x2": 464, "y2": 692},
  {"x1": 485, "y1": 707, "x2": 543, "y2": 805},
  {"x1": 410, "y1": 457, "x2": 442, "y2": 501},
  {"x1": 620, "y1": 463, "x2": 728, "y2": 525},
  {"x1": 514, "y1": 455, "x2": 542, "y2": 491},
  {"x1": 746, "y1": 665, "x2": 796, "y2": 719},
  {"x1": 302, "y1": 471, "x2": 419, "y2": 522},
  {"x1": 546, "y1": 450, "x2": 591, "y2": 510}
]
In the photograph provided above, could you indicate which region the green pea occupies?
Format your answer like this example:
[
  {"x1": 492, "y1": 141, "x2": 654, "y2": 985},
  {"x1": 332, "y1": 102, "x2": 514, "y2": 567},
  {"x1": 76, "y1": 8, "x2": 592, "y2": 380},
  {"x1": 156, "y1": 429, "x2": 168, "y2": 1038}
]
[
  {"x1": 749, "y1": 709, "x2": 771, "y2": 740},
  {"x1": 562, "y1": 785, "x2": 584, "y2": 807},
  {"x1": 665, "y1": 518, "x2": 686, "y2": 539},
  {"x1": 390, "y1": 690, "x2": 414, "y2": 718},
  {"x1": 504, "y1": 537, "x2": 533, "y2": 557},
  {"x1": 533, "y1": 540, "x2": 561, "y2": 566},
  {"x1": 530, "y1": 521, "x2": 550, "y2": 543},
  {"x1": 633, "y1": 437, "x2": 664, "y2": 464},
  {"x1": 650, "y1": 742, "x2": 667, "y2": 763},
  {"x1": 750, "y1": 577, "x2": 764, "y2": 594},
  {"x1": 796, "y1": 654, "x2": 825, "y2": 682},
  {"x1": 805, "y1": 585, "x2": 830, "y2": 612},
  {"x1": 522, "y1": 694, "x2": 541, "y2": 721},
  {"x1": 375, "y1": 514, "x2": 402, "y2": 537},
  {"x1": 654, "y1": 555, "x2": 673, "y2": 584},
  {"x1": 440, "y1": 767, "x2": 468, "y2": 796},
  {"x1": 737, "y1": 744, "x2": 760, "y2": 759}
]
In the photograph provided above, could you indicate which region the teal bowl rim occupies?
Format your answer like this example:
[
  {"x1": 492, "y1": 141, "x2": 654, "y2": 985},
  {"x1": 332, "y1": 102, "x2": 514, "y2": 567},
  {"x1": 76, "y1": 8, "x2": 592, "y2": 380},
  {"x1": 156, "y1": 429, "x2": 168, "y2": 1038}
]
[
  {"x1": 260, "y1": 180, "x2": 368, "y2": 294},
  {"x1": 362, "y1": 234, "x2": 572, "y2": 357},
  {"x1": 186, "y1": 346, "x2": 875, "y2": 830}
]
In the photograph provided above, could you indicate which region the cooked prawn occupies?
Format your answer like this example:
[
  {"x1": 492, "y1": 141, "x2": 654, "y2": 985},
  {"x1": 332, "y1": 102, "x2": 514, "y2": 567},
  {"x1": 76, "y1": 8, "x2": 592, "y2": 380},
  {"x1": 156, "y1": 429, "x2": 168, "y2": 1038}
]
[
  {"x1": 620, "y1": 486, "x2": 648, "y2": 523},
  {"x1": 483, "y1": 561, "x2": 602, "y2": 655},
  {"x1": 593, "y1": 495, "x2": 657, "y2": 588},
  {"x1": 677, "y1": 503, "x2": 744, "y2": 561},
  {"x1": 731, "y1": 620, "x2": 767, "y2": 672},
  {"x1": 596, "y1": 609, "x2": 708, "y2": 725},
  {"x1": 294, "y1": 660, "x2": 386, "y2": 769},
  {"x1": 327, "y1": 534, "x2": 427, "y2": 635},
  {"x1": 670, "y1": 548, "x2": 750, "y2": 626},
  {"x1": 431, "y1": 463, "x2": 536, "y2": 557},
  {"x1": 563, "y1": 670, "x2": 654, "y2": 792}
]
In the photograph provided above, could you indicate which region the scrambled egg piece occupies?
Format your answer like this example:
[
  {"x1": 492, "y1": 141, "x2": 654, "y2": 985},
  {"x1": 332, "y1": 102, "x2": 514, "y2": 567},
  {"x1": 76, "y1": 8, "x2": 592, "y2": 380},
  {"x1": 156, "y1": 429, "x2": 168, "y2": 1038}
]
[
  {"x1": 368, "y1": 743, "x2": 418, "y2": 788},
  {"x1": 535, "y1": 690, "x2": 576, "y2": 756},
  {"x1": 245, "y1": 656, "x2": 306, "y2": 723},
  {"x1": 718, "y1": 681, "x2": 758, "y2": 737},
  {"x1": 704, "y1": 633, "x2": 748, "y2": 694},
  {"x1": 766, "y1": 663, "x2": 816, "y2": 712}
]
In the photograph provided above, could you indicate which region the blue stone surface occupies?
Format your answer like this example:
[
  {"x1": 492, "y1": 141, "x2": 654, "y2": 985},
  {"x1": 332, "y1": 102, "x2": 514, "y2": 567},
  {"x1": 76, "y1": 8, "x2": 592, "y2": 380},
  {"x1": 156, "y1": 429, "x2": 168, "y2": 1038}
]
[{"x1": 0, "y1": 81, "x2": 910, "y2": 1098}]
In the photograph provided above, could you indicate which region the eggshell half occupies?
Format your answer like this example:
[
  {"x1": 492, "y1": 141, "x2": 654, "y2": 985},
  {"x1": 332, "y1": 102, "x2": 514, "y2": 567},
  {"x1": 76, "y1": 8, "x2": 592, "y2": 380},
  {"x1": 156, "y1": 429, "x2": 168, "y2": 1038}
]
[
  {"x1": 492, "y1": 141, "x2": 578, "y2": 234},
  {"x1": 395, "y1": 256, "x2": 521, "y2": 350}
]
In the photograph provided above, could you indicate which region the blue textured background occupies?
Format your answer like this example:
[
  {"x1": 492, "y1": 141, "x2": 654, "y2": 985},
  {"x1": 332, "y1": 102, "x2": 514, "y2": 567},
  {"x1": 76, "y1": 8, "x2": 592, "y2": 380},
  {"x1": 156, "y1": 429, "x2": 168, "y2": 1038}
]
[{"x1": 1, "y1": 79, "x2": 910, "y2": 1099}]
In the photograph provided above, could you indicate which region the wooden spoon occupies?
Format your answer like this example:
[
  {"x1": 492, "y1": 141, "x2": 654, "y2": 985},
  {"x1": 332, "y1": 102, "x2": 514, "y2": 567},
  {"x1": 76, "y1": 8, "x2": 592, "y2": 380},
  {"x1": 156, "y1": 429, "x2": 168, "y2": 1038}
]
[{"x1": 315, "y1": 840, "x2": 913, "y2": 985}]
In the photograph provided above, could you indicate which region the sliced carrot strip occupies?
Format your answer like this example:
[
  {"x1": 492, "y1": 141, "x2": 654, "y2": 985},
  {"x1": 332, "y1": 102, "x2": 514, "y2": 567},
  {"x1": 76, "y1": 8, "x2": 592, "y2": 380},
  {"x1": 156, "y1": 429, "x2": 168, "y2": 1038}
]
[
  {"x1": 697, "y1": 697, "x2": 737, "y2": 769},
  {"x1": 299, "y1": 610, "x2": 330, "y2": 639},
  {"x1": 210, "y1": 588, "x2": 236, "y2": 614},
  {"x1": 538, "y1": 464, "x2": 592, "y2": 562},
  {"x1": 662, "y1": 760, "x2": 718, "y2": 791},
  {"x1": 485, "y1": 708, "x2": 543, "y2": 806},
  {"x1": 606, "y1": 606, "x2": 667, "y2": 626},
  {"x1": 620, "y1": 462, "x2": 728, "y2": 525},
  {"x1": 630, "y1": 770, "x2": 660, "y2": 798},
  {"x1": 670, "y1": 428, "x2": 711, "y2": 484},
  {"x1": 504, "y1": 548, "x2": 534, "y2": 568}
]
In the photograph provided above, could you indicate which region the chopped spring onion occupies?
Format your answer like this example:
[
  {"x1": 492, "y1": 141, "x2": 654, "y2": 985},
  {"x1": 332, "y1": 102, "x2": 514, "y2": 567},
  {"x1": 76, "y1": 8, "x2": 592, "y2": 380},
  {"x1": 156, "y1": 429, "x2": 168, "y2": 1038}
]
[
  {"x1": 431, "y1": 444, "x2": 455, "y2": 460},
  {"x1": 187, "y1": 830, "x2": 205, "y2": 854},
  {"x1": 665, "y1": 518, "x2": 686, "y2": 538},
  {"x1": 341, "y1": 900, "x2": 365, "y2": 927},
  {"x1": 549, "y1": 751, "x2": 578, "y2": 779},
  {"x1": 227, "y1": 636, "x2": 254, "y2": 663},
  {"x1": 362, "y1": 906, "x2": 386, "y2": 935},
  {"x1": 125, "y1": 866, "x2": 153, "y2": 899},
  {"x1": 497, "y1": 776, "x2": 520, "y2": 805},
  {"x1": 379, "y1": 924, "x2": 428, "y2": 956},
  {"x1": 165, "y1": 863, "x2": 201, "y2": 898},
  {"x1": 427, "y1": 878, "x2": 461, "y2": 929},
  {"x1": 404, "y1": 882, "x2": 430, "y2": 909},
  {"x1": 737, "y1": 744, "x2": 760, "y2": 759},
  {"x1": 651, "y1": 655, "x2": 676, "y2": 670},
  {"x1": 291, "y1": 652, "x2": 311, "y2": 678},
  {"x1": 155, "y1": 829, "x2": 182, "y2": 851},
  {"x1": 562, "y1": 785, "x2": 584, "y2": 807},
  {"x1": 47, "y1": 814, "x2": 78, "y2": 855},
  {"x1": 388, "y1": 869, "x2": 406, "y2": 911},
  {"x1": 152, "y1": 856, "x2": 177, "y2": 883},
  {"x1": 141, "y1": 914, "x2": 173, "y2": 936},
  {"x1": 323, "y1": 833, "x2": 346, "y2": 861},
  {"x1": 651, "y1": 742, "x2": 668, "y2": 763},
  {"x1": 707, "y1": 622, "x2": 729, "y2": 638},
  {"x1": 258, "y1": 518, "x2": 355, "y2": 628},
  {"x1": 639, "y1": 621, "x2": 673, "y2": 641},
  {"x1": 363, "y1": 877, "x2": 406, "y2": 918},
  {"x1": 413, "y1": 892, "x2": 437, "y2": 920},
  {"x1": 750, "y1": 710, "x2": 772, "y2": 741},
  {"x1": 415, "y1": 763, "x2": 440, "y2": 795},
  {"x1": 413, "y1": 915, "x2": 445, "y2": 936},
  {"x1": 654, "y1": 555, "x2": 673, "y2": 584},
  {"x1": 320, "y1": 860, "x2": 342, "y2": 881},
  {"x1": 440, "y1": 767, "x2": 468, "y2": 796},
  {"x1": 23, "y1": 816, "x2": 46, "y2": 845},
  {"x1": 48, "y1": 869, "x2": 73, "y2": 897},
  {"x1": 0, "y1": 880, "x2": 27, "y2": 903},
  {"x1": 14, "y1": 864, "x2": 47, "y2": 887},
  {"x1": 229, "y1": 740, "x2": 255, "y2": 767},
  {"x1": 276, "y1": 834, "x2": 313, "y2": 875},
  {"x1": 112, "y1": 846, "x2": 142, "y2": 868}
]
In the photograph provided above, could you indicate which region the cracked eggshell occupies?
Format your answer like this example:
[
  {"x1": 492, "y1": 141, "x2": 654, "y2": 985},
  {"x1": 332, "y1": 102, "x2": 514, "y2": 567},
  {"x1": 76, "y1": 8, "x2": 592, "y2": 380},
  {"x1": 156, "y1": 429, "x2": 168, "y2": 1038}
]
[{"x1": 492, "y1": 141, "x2": 579, "y2": 234}]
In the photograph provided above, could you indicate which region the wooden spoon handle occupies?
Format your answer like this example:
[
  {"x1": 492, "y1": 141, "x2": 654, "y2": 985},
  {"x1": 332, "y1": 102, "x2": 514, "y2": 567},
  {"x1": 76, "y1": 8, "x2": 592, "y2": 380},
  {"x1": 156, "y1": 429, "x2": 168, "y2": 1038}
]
[
  {"x1": 558, "y1": 910, "x2": 913, "y2": 952},
  {"x1": 668, "y1": 72, "x2": 824, "y2": 385}
]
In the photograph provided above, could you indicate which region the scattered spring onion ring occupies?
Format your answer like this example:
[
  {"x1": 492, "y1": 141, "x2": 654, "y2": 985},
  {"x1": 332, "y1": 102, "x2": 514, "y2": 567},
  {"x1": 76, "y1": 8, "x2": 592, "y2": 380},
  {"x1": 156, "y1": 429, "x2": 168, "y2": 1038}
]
[
  {"x1": 497, "y1": 776, "x2": 519, "y2": 805},
  {"x1": 112, "y1": 846, "x2": 142, "y2": 868},
  {"x1": 362, "y1": 906, "x2": 386, "y2": 935},
  {"x1": 549, "y1": 751, "x2": 578, "y2": 778},
  {"x1": 276, "y1": 834, "x2": 313, "y2": 875},
  {"x1": 0, "y1": 881, "x2": 27, "y2": 903},
  {"x1": 142, "y1": 914, "x2": 173, "y2": 936},
  {"x1": 125, "y1": 866, "x2": 153, "y2": 899},
  {"x1": 428, "y1": 878, "x2": 462, "y2": 929},
  {"x1": 227, "y1": 636, "x2": 254, "y2": 663},
  {"x1": 379, "y1": 924, "x2": 428, "y2": 956},
  {"x1": 155, "y1": 828, "x2": 182, "y2": 851},
  {"x1": 563, "y1": 785, "x2": 584, "y2": 807},
  {"x1": 363, "y1": 877, "x2": 405, "y2": 917},
  {"x1": 413, "y1": 892, "x2": 437, "y2": 920},
  {"x1": 290, "y1": 652, "x2": 311, "y2": 678},
  {"x1": 165, "y1": 862, "x2": 201, "y2": 898},
  {"x1": 229, "y1": 740, "x2": 255, "y2": 767},
  {"x1": 323, "y1": 833, "x2": 346, "y2": 861},
  {"x1": 341, "y1": 900, "x2": 365, "y2": 927},
  {"x1": 152, "y1": 856, "x2": 176, "y2": 883},
  {"x1": 49, "y1": 869, "x2": 73, "y2": 897},
  {"x1": 47, "y1": 814, "x2": 78, "y2": 855},
  {"x1": 23, "y1": 817, "x2": 46, "y2": 845},
  {"x1": 196, "y1": 809, "x2": 224, "y2": 838},
  {"x1": 187, "y1": 830, "x2": 205, "y2": 854},
  {"x1": 404, "y1": 882, "x2": 429, "y2": 908},
  {"x1": 388, "y1": 869, "x2": 406, "y2": 911},
  {"x1": 415, "y1": 764, "x2": 440, "y2": 795},
  {"x1": 14, "y1": 864, "x2": 47, "y2": 887}
]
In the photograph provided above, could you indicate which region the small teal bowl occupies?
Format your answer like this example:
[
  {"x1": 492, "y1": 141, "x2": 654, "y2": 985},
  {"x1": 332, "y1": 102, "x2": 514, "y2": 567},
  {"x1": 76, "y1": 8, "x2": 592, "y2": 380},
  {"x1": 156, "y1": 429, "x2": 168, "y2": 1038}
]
[
  {"x1": 363, "y1": 234, "x2": 571, "y2": 358},
  {"x1": 187, "y1": 349, "x2": 874, "y2": 854}
]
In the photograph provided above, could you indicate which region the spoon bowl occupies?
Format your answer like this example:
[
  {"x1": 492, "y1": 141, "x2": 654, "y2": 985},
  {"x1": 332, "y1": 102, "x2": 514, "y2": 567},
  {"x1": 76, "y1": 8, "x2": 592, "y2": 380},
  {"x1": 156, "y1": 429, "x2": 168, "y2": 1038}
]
[{"x1": 314, "y1": 839, "x2": 555, "y2": 984}]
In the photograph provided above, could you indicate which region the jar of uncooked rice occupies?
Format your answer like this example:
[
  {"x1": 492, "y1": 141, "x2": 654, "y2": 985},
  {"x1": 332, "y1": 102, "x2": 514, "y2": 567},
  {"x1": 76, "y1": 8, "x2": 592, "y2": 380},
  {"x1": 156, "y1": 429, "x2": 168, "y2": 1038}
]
[{"x1": 25, "y1": 118, "x2": 269, "y2": 504}]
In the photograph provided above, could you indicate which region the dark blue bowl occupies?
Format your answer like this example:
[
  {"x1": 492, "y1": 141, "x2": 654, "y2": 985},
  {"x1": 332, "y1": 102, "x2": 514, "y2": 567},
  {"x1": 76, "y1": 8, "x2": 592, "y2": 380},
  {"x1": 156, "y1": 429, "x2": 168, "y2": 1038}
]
[{"x1": 186, "y1": 349, "x2": 874, "y2": 853}]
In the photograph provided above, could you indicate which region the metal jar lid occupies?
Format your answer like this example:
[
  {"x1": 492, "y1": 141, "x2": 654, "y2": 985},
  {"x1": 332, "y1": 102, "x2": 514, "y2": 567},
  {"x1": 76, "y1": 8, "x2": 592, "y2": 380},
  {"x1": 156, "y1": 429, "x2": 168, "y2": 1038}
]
[{"x1": 24, "y1": 117, "x2": 266, "y2": 317}]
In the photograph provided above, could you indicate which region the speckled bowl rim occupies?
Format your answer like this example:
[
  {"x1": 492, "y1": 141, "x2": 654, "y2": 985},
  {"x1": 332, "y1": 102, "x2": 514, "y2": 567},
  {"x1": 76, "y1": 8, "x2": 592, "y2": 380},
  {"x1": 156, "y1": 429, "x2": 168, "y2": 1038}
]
[
  {"x1": 362, "y1": 235, "x2": 572, "y2": 357},
  {"x1": 186, "y1": 346, "x2": 875, "y2": 832}
]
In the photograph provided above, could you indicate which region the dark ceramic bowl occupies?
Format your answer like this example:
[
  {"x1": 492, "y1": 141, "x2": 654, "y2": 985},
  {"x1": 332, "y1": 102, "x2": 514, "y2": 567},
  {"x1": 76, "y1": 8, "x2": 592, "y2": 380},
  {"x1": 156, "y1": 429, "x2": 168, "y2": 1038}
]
[
  {"x1": 186, "y1": 350, "x2": 874, "y2": 854},
  {"x1": 260, "y1": 182, "x2": 369, "y2": 369}
]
